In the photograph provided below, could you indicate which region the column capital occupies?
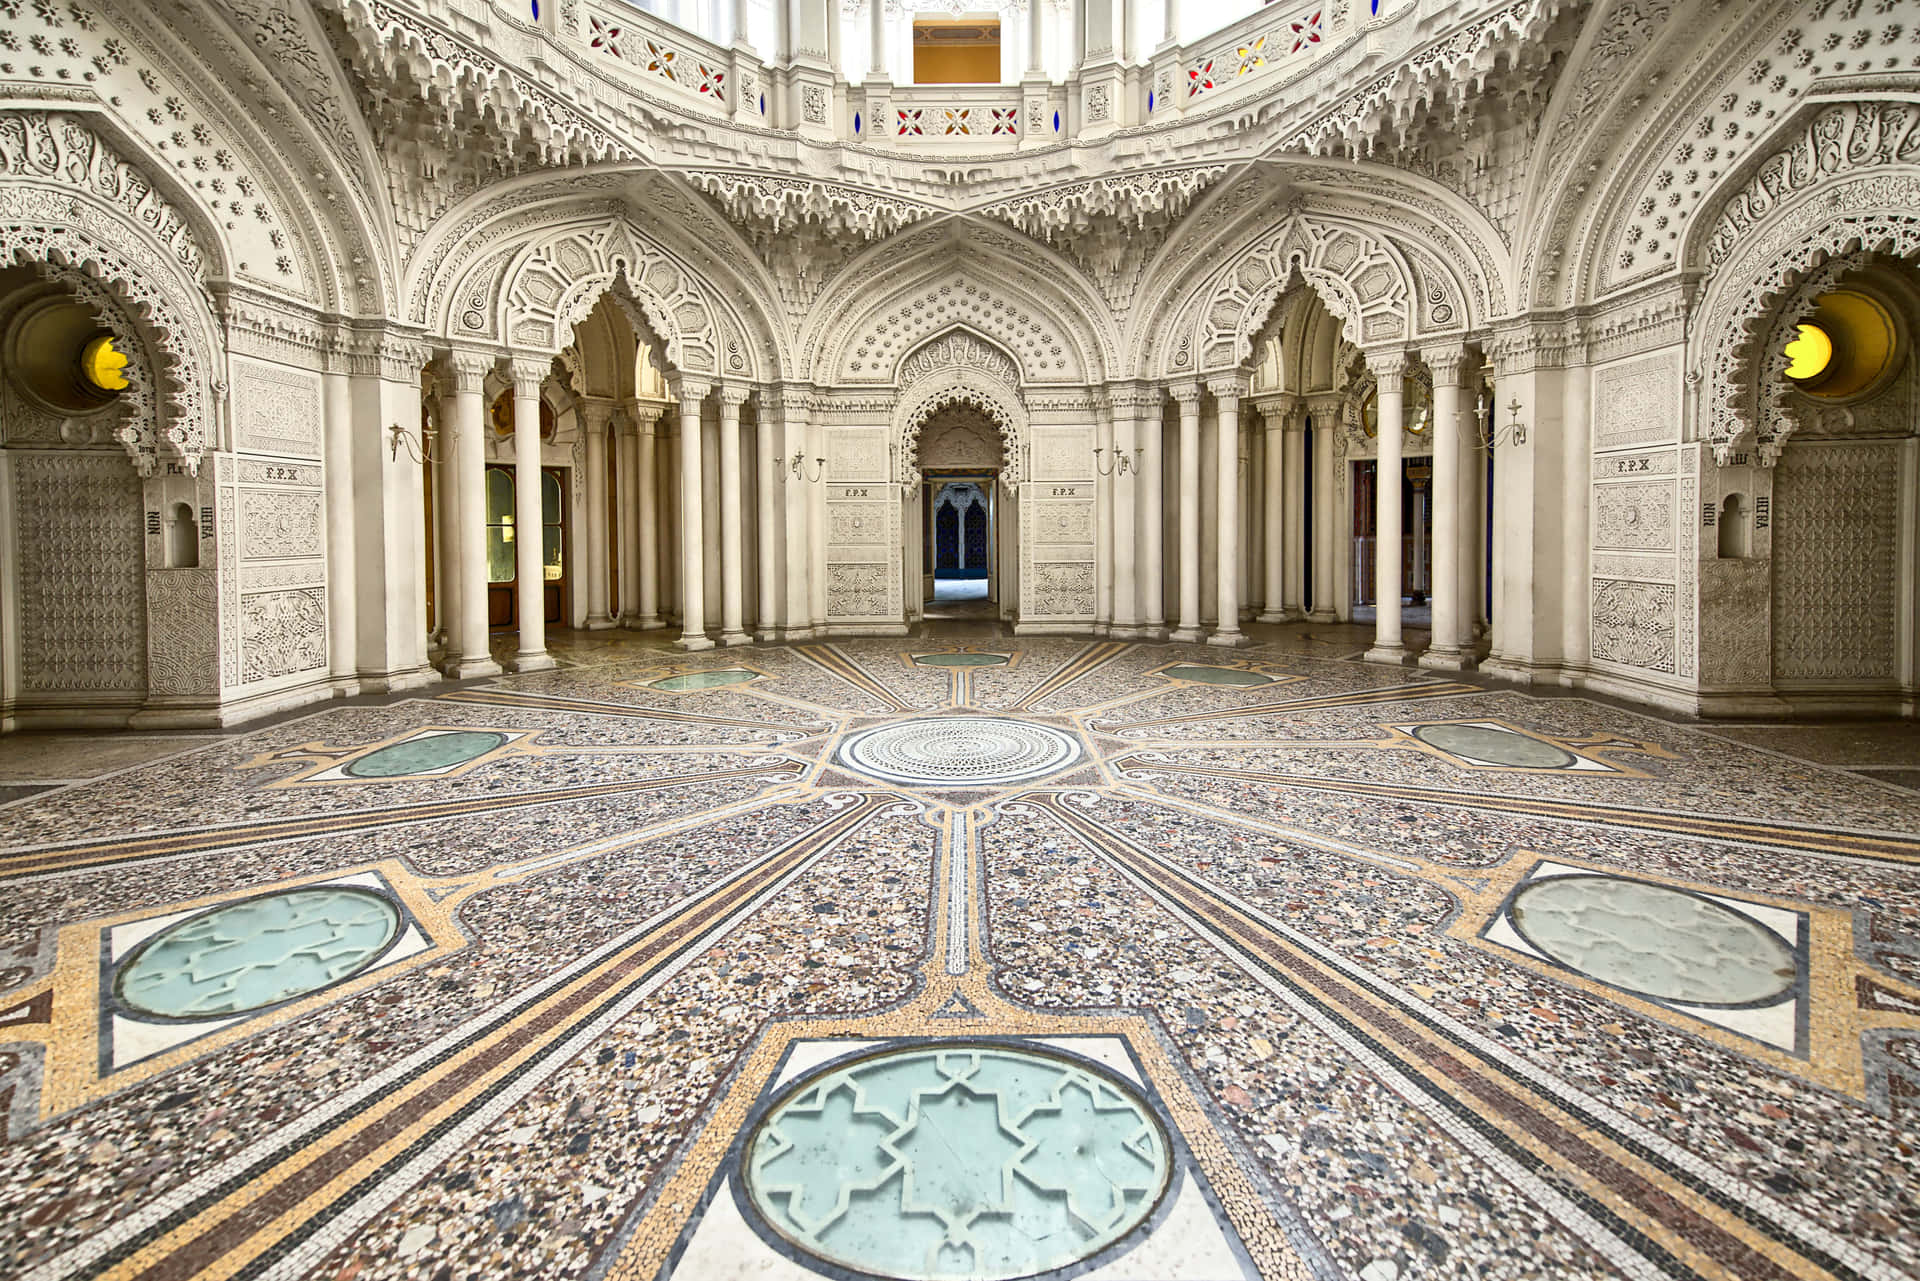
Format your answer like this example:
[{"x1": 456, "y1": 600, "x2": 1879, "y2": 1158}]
[
  {"x1": 1169, "y1": 380, "x2": 1205, "y2": 409},
  {"x1": 1365, "y1": 347, "x2": 1411, "y2": 392},
  {"x1": 1204, "y1": 375, "x2": 1246, "y2": 407},
  {"x1": 580, "y1": 397, "x2": 617, "y2": 435},
  {"x1": 506, "y1": 357, "x2": 549, "y2": 397},
  {"x1": 716, "y1": 383, "x2": 753, "y2": 412},
  {"x1": 672, "y1": 376, "x2": 712, "y2": 405},
  {"x1": 443, "y1": 348, "x2": 495, "y2": 394},
  {"x1": 1420, "y1": 345, "x2": 1473, "y2": 386},
  {"x1": 626, "y1": 399, "x2": 668, "y2": 435}
]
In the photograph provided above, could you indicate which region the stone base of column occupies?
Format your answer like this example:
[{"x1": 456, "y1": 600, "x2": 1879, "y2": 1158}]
[
  {"x1": 1307, "y1": 609, "x2": 1338, "y2": 624},
  {"x1": 1207, "y1": 629, "x2": 1251, "y2": 649},
  {"x1": 677, "y1": 632, "x2": 716, "y2": 652},
  {"x1": 1168, "y1": 626, "x2": 1206, "y2": 643},
  {"x1": 508, "y1": 652, "x2": 557, "y2": 673},
  {"x1": 443, "y1": 654, "x2": 503, "y2": 679},
  {"x1": 1417, "y1": 646, "x2": 1475, "y2": 671},
  {"x1": 1254, "y1": 610, "x2": 1289, "y2": 624},
  {"x1": 1362, "y1": 644, "x2": 1408, "y2": 665},
  {"x1": 719, "y1": 630, "x2": 752, "y2": 647},
  {"x1": 775, "y1": 625, "x2": 818, "y2": 642},
  {"x1": 585, "y1": 614, "x2": 618, "y2": 631},
  {"x1": 1478, "y1": 656, "x2": 1553, "y2": 685},
  {"x1": 754, "y1": 627, "x2": 779, "y2": 644},
  {"x1": 1107, "y1": 624, "x2": 1155, "y2": 640},
  {"x1": 349, "y1": 665, "x2": 441, "y2": 696}
]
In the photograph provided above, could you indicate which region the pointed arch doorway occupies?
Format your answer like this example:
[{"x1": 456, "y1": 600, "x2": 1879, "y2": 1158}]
[{"x1": 907, "y1": 404, "x2": 1014, "y2": 625}]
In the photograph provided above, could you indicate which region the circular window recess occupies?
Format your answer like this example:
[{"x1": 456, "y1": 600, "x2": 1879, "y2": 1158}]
[
  {"x1": 1509, "y1": 875, "x2": 1796, "y2": 1007},
  {"x1": 1410, "y1": 723, "x2": 1576, "y2": 769},
  {"x1": 4, "y1": 292, "x2": 124, "y2": 414},
  {"x1": 912, "y1": 652, "x2": 1010, "y2": 667},
  {"x1": 650, "y1": 669, "x2": 760, "y2": 691},
  {"x1": 1785, "y1": 289, "x2": 1900, "y2": 400},
  {"x1": 115, "y1": 887, "x2": 402, "y2": 1019},
  {"x1": 839, "y1": 717, "x2": 1081, "y2": 787},
  {"x1": 745, "y1": 1043, "x2": 1172, "y2": 1280}
]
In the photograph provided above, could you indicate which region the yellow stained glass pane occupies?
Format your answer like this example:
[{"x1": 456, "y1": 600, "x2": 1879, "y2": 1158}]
[
  {"x1": 1784, "y1": 323, "x2": 1833, "y2": 381},
  {"x1": 80, "y1": 336, "x2": 129, "y2": 392}
]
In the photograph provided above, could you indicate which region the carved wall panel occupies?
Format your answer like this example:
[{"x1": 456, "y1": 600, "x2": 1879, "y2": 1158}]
[
  {"x1": 825, "y1": 563, "x2": 892, "y2": 620},
  {"x1": 1592, "y1": 353, "x2": 1678, "y2": 451},
  {"x1": 835, "y1": 278, "x2": 1084, "y2": 384},
  {"x1": 11, "y1": 452, "x2": 147, "y2": 694},
  {"x1": 828, "y1": 427, "x2": 890, "y2": 482},
  {"x1": 145, "y1": 569, "x2": 219, "y2": 697},
  {"x1": 1025, "y1": 563, "x2": 1096, "y2": 620},
  {"x1": 1771, "y1": 441, "x2": 1900, "y2": 685},
  {"x1": 1030, "y1": 501, "x2": 1094, "y2": 546},
  {"x1": 239, "y1": 588, "x2": 328, "y2": 684},
  {"x1": 232, "y1": 359, "x2": 323, "y2": 458},
  {"x1": 241, "y1": 489, "x2": 325, "y2": 560},
  {"x1": 829, "y1": 503, "x2": 891, "y2": 546},
  {"x1": 1592, "y1": 481, "x2": 1675, "y2": 552},
  {"x1": 1030, "y1": 428, "x2": 1093, "y2": 482},
  {"x1": 1590, "y1": 578, "x2": 1676, "y2": 675}
]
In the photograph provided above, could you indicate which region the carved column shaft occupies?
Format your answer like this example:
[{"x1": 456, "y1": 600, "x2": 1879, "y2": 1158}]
[
  {"x1": 321, "y1": 362, "x2": 357, "y2": 681},
  {"x1": 756, "y1": 397, "x2": 781, "y2": 641},
  {"x1": 1209, "y1": 378, "x2": 1247, "y2": 647},
  {"x1": 1283, "y1": 412, "x2": 1307, "y2": 617},
  {"x1": 1255, "y1": 398, "x2": 1288, "y2": 624},
  {"x1": 677, "y1": 383, "x2": 714, "y2": 650},
  {"x1": 446, "y1": 354, "x2": 500, "y2": 679},
  {"x1": 1309, "y1": 403, "x2": 1338, "y2": 623},
  {"x1": 1140, "y1": 399, "x2": 1167, "y2": 634},
  {"x1": 583, "y1": 399, "x2": 615, "y2": 630},
  {"x1": 636, "y1": 408, "x2": 664, "y2": 628},
  {"x1": 1422, "y1": 348, "x2": 1471, "y2": 668},
  {"x1": 1367, "y1": 353, "x2": 1408, "y2": 663},
  {"x1": 508, "y1": 361, "x2": 554, "y2": 672},
  {"x1": 717, "y1": 385, "x2": 751, "y2": 646},
  {"x1": 1170, "y1": 383, "x2": 1205, "y2": 642}
]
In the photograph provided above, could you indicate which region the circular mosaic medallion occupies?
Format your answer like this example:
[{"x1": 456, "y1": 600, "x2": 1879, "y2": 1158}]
[
  {"x1": 745, "y1": 1044, "x2": 1171, "y2": 1280},
  {"x1": 650, "y1": 669, "x2": 760, "y2": 691},
  {"x1": 344, "y1": 730, "x2": 507, "y2": 778},
  {"x1": 1163, "y1": 664, "x2": 1273, "y2": 687},
  {"x1": 1510, "y1": 875, "x2": 1795, "y2": 1006},
  {"x1": 839, "y1": 718, "x2": 1081, "y2": 786},
  {"x1": 912, "y1": 652, "x2": 1010, "y2": 668},
  {"x1": 116, "y1": 887, "x2": 402, "y2": 1019},
  {"x1": 1411, "y1": 723, "x2": 1576, "y2": 769}
]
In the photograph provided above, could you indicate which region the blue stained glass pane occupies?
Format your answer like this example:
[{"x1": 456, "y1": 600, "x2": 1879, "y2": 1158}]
[
  {"x1": 1052, "y1": 110, "x2": 1060, "y2": 132},
  {"x1": 854, "y1": 111, "x2": 863, "y2": 133},
  {"x1": 759, "y1": 93, "x2": 766, "y2": 113},
  {"x1": 1149, "y1": 90, "x2": 1156, "y2": 112}
]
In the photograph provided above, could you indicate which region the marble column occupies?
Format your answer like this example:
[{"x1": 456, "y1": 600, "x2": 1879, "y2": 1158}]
[
  {"x1": 716, "y1": 385, "x2": 751, "y2": 646},
  {"x1": 1209, "y1": 377, "x2": 1247, "y2": 647},
  {"x1": 1283, "y1": 409, "x2": 1307, "y2": 617},
  {"x1": 321, "y1": 357, "x2": 358, "y2": 681},
  {"x1": 868, "y1": 0, "x2": 886, "y2": 76},
  {"x1": 431, "y1": 376, "x2": 461, "y2": 654},
  {"x1": 1256, "y1": 398, "x2": 1287, "y2": 623},
  {"x1": 1095, "y1": 405, "x2": 1113, "y2": 630},
  {"x1": 1421, "y1": 348, "x2": 1471, "y2": 669},
  {"x1": 1112, "y1": 402, "x2": 1139, "y2": 634},
  {"x1": 582, "y1": 399, "x2": 615, "y2": 629},
  {"x1": 1028, "y1": 0, "x2": 1045, "y2": 70},
  {"x1": 444, "y1": 352, "x2": 500, "y2": 678},
  {"x1": 1140, "y1": 397, "x2": 1167, "y2": 636},
  {"x1": 755, "y1": 396, "x2": 780, "y2": 642},
  {"x1": 1365, "y1": 353, "x2": 1408, "y2": 664},
  {"x1": 636, "y1": 407, "x2": 664, "y2": 628},
  {"x1": 614, "y1": 406, "x2": 638, "y2": 626},
  {"x1": 1309, "y1": 403, "x2": 1338, "y2": 622},
  {"x1": 507, "y1": 360, "x2": 554, "y2": 672},
  {"x1": 676, "y1": 381, "x2": 714, "y2": 650},
  {"x1": 1170, "y1": 382, "x2": 1205, "y2": 642}
]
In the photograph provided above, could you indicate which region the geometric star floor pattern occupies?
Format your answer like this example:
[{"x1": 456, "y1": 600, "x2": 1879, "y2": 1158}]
[{"x1": 2, "y1": 629, "x2": 1919, "y2": 1281}]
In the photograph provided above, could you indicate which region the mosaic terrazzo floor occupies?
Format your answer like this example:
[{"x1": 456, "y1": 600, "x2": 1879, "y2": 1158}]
[{"x1": 2, "y1": 632, "x2": 1919, "y2": 1281}]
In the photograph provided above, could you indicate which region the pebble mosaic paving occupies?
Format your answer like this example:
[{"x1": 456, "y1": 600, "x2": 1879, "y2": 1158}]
[{"x1": 0, "y1": 634, "x2": 1918, "y2": 1281}]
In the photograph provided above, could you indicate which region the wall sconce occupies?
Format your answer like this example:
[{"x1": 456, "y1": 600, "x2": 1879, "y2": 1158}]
[
  {"x1": 789, "y1": 451, "x2": 826, "y2": 483},
  {"x1": 1476, "y1": 394, "x2": 1527, "y2": 449},
  {"x1": 1092, "y1": 447, "x2": 1140, "y2": 477},
  {"x1": 389, "y1": 421, "x2": 441, "y2": 464}
]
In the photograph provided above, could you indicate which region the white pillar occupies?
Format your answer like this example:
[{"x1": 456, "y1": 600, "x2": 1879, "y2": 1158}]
[
  {"x1": 507, "y1": 360, "x2": 554, "y2": 672},
  {"x1": 1209, "y1": 378, "x2": 1247, "y2": 647},
  {"x1": 432, "y1": 381, "x2": 462, "y2": 652},
  {"x1": 1561, "y1": 358, "x2": 1593, "y2": 672},
  {"x1": 868, "y1": 0, "x2": 887, "y2": 78},
  {"x1": 637, "y1": 408, "x2": 664, "y2": 628},
  {"x1": 676, "y1": 381, "x2": 714, "y2": 650},
  {"x1": 1422, "y1": 348, "x2": 1470, "y2": 669},
  {"x1": 717, "y1": 385, "x2": 751, "y2": 646},
  {"x1": 1027, "y1": 0, "x2": 1045, "y2": 71},
  {"x1": 1256, "y1": 400, "x2": 1286, "y2": 623},
  {"x1": 1162, "y1": 0, "x2": 1178, "y2": 43},
  {"x1": 1140, "y1": 395, "x2": 1166, "y2": 636},
  {"x1": 1366, "y1": 352, "x2": 1408, "y2": 663},
  {"x1": 615, "y1": 406, "x2": 639, "y2": 626},
  {"x1": 755, "y1": 396, "x2": 780, "y2": 641},
  {"x1": 445, "y1": 353, "x2": 501, "y2": 678},
  {"x1": 1310, "y1": 404, "x2": 1338, "y2": 622},
  {"x1": 321, "y1": 360, "x2": 358, "y2": 682},
  {"x1": 1095, "y1": 405, "x2": 1113, "y2": 630},
  {"x1": 1283, "y1": 411, "x2": 1307, "y2": 617},
  {"x1": 1112, "y1": 402, "x2": 1138, "y2": 633},
  {"x1": 583, "y1": 399, "x2": 615, "y2": 629},
  {"x1": 1170, "y1": 383, "x2": 1205, "y2": 642}
]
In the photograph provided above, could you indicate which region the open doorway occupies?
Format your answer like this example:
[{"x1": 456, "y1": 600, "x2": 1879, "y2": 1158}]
[{"x1": 923, "y1": 473, "x2": 997, "y2": 620}]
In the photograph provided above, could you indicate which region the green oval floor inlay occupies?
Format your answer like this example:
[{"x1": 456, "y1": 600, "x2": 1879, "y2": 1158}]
[
  {"x1": 1163, "y1": 664, "x2": 1273, "y2": 687},
  {"x1": 912, "y1": 652, "x2": 1011, "y2": 667},
  {"x1": 116, "y1": 887, "x2": 402, "y2": 1019},
  {"x1": 746, "y1": 1044, "x2": 1170, "y2": 1280},
  {"x1": 344, "y1": 730, "x2": 508, "y2": 778},
  {"x1": 1510, "y1": 876, "x2": 1796, "y2": 1006},
  {"x1": 650, "y1": 669, "x2": 760, "y2": 691},
  {"x1": 1412, "y1": 723, "x2": 1577, "y2": 769}
]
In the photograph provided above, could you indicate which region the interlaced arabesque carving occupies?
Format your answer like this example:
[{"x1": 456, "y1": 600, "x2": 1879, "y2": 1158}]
[{"x1": 1193, "y1": 217, "x2": 1414, "y2": 375}]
